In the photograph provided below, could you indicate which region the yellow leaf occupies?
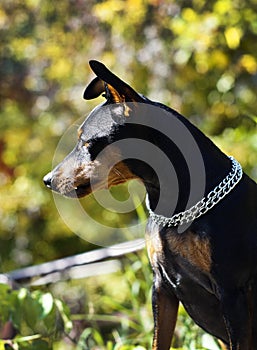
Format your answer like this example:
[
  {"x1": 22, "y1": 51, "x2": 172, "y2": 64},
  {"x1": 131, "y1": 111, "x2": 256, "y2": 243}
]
[
  {"x1": 240, "y1": 54, "x2": 257, "y2": 74},
  {"x1": 93, "y1": 0, "x2": 124, "y2": 23},
  {"x1": 211, "y1": 50, "x2": 228, "y2": 69},
  {"x1": 182, "y1": 8, "x2": 197, "y2": 22},
  {"x1": 0, "y1": 8, "x2": 7, "y2": 29},
  {"x1": 225, "y1": 27, "x2": 242, "y2": 49},
  {"x1": 214, "y1": 0, "x2": 231, "y2": 14},
  {"x1": 46, "y1": 59, "x2": 72, "y2": 81}
]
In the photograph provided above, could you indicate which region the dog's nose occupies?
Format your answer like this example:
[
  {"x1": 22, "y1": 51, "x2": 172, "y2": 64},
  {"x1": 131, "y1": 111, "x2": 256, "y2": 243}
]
[{"x1": 43, "y1": 172, "x2": 52, "y2": 189}]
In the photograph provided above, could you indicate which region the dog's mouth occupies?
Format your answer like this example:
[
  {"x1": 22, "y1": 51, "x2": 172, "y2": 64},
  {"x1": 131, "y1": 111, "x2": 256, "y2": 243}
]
[
  {"x1": 75, "y1": 182, "x2": 92, "y2": 198},
  {"x1": 63, "y1": 182, "x2": 92, "y2": 198}
]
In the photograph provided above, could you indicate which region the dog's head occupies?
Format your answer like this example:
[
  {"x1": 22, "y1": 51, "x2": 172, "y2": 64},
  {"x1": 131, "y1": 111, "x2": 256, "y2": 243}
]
[{"x1": 43, "y1": 61, "x2": 146, "y2": 198}]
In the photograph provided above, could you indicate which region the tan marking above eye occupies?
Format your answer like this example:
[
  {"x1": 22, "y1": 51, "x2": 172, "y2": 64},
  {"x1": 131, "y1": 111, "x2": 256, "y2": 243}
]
[
  {"x1": 78, "y1": 128, "x2": 83, "y2": 139},
  {"x1": 83, "y1": 142, "x2": 90, "y2": 148}
]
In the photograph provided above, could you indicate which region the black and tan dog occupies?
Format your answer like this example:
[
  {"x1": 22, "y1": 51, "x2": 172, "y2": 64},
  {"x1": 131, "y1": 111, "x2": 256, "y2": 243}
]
[{"x1": 44, "y1": 61, "x2": 257, "y2": 350}]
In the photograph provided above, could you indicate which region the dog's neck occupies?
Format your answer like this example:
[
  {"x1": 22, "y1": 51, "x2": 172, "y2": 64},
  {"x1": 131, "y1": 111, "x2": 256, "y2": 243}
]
[
  {"x1": 123, "y1": 105, "x2": 232, "y2": 219},
  {"x1": 143, "y1": 156, "x2": 231, "y2": 219}
]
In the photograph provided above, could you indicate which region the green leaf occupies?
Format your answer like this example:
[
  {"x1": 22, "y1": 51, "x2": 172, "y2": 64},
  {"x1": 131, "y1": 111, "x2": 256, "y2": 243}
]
[
  {"x1": 38, "y1": 293, "x2": 54, "y2": 319},
  {"x1": 0, "y1": 284, "x2": 12, "y2": 323},
  {"x1": 0, "y1": 340, "x2": 6, "y2": 350},
  {"x1": 54, "y1": 299, "x2": 72, "y2": 333},
  {"x1": 22, "y1": 291, "x2": 43, "y2": 331}
]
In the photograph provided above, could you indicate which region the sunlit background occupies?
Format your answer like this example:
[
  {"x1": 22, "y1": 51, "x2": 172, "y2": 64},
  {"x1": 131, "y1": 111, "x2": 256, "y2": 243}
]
[{"x1": 0, "y1": 0, "x2": 257, "y2": 349}]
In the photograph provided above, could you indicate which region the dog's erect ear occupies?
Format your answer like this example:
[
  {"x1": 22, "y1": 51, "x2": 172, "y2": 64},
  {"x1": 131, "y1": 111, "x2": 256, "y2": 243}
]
[{"x1": 83, "y1": 60, "x2": 144, "y2": 103}]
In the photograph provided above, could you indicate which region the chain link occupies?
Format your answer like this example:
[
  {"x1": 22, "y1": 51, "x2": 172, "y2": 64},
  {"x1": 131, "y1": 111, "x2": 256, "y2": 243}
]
[{"x1": 145, "y1": 156, "x2": 243, "y2": 227}]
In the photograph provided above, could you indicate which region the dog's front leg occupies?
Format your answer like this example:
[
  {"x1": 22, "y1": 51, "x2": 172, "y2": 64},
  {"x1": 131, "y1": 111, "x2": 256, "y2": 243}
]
[
  {"x1": 152, "y1": 273, "x2": 179, "y2": 350},
  {"x1": 221, "y1": 288, "x2": 252, "y2": 350}
]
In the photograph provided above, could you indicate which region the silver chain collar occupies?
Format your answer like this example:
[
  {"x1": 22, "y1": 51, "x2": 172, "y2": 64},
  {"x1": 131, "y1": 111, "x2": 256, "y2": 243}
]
[{"x1": 145, "y1": 156, "x2": 243, "y2": 227}]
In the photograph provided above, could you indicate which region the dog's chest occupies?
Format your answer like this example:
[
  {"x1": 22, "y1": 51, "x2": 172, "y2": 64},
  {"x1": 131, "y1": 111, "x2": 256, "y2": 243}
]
[
  {"x1": 146, "y1": 222, "x2": 212, "y2": 275},
  {"x1": 145, "y1": 222, "x2": 217, "y2": 300},
  {"x1": 166, "y1": 231, "x2": 212, "y2": 273}
]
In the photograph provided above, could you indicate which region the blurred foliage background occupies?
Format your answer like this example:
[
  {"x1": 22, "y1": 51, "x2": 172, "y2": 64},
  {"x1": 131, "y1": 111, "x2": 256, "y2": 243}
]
[{"x1": 0, "y1": 0, "x2": 257, "y2": 349}]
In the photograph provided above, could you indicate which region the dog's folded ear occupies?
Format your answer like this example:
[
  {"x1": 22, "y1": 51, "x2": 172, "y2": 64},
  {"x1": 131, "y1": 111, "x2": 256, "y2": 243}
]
[
  {"x1": 83, "y1": 60, "x2": 144, "y2": 103},
  {"x1": 83, "y1": 77, "x2": 105, "y2": 100}
]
